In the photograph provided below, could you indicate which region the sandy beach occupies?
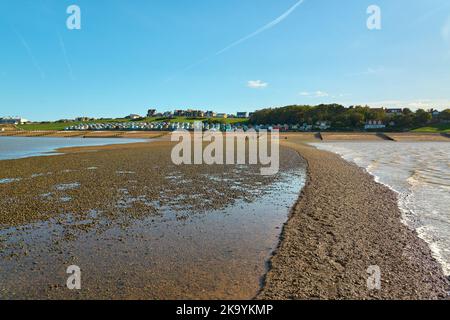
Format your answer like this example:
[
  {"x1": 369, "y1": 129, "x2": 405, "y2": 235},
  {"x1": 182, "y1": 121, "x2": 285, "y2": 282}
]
[
  {"x1": 4, "y1": 0, "x2": 450, "y2": 304},
  {"x1": 0, "y1": 134, "x2": 449, "y2": 299},
  {"x1": 0, "y1": 139, "x2": 305, "y2": 299},
  {"x1": 259, "y1": 139, "x2": 449, "y2": 300}
]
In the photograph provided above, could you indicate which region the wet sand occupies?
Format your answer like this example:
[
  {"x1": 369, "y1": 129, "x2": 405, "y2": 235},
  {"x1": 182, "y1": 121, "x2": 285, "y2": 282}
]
[
  {"x1": 384, "y1": 133, "x2": 450, "y2": 142},
  {"x1": 259, "y1": 141, "x2": 449, "y2": 300},
  {"x1": 0, "y1": 140, "x2": 305, "y2": 299},
  {"x1": 1, "y1": 135, "x2": 449, "y2": 300},
  {"x1": 321, "y1": 133, "x2": 388, "y2": 141}
]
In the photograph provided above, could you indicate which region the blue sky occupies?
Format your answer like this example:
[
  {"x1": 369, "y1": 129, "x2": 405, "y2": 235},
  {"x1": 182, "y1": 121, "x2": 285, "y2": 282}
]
[{"x1": 1, "y1": 0, "x2": 450, "y2": 121}]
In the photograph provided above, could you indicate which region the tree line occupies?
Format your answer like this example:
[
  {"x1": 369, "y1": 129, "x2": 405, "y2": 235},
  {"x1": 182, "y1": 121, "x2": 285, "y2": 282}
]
[{"x1": 249, "y1": 104, "x2": 450, "y2": 130}]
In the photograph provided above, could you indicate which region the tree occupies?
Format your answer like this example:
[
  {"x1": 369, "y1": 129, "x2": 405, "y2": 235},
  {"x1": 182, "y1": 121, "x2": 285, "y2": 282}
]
[
  {"x1": 440, "y1": 109, "x2": 450, "y2": 121},
  {"x1": 403, "y1": 108, "x2": 413, "y2": 115},
  {"x1": 348, "y1": 112, "x2": 365, "y2": 127},
  {"x1": 248, "y1": 104, "x2": 439, "y2": 130},
  {"x1": 414, "y1": 109, "x2": 432, "y2": 126}
]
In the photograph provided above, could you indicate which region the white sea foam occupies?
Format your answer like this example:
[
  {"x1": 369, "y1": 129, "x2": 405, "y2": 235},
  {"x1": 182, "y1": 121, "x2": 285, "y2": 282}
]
[{"x1": 311, "y1": 141, "x2": 450, "y2": 276}]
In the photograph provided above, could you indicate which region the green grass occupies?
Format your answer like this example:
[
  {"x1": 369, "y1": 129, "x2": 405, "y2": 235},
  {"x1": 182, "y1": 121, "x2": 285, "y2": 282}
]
[
  {"x1": 17, "y1": 118, "x2": 130, "y2": 131},
  {"x1": 18, "y1": 122, "x2": 82, "y2": 131},
  {"x1": 17, "y1": 117, "x2": 249, "y2": 131},
  {"x1": 413, "y1": 123, "x2": 450, "y2": 133}
]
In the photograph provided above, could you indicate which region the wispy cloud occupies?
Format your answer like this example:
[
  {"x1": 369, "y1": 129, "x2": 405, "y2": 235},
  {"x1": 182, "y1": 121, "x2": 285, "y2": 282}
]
[
  {"x1": 247, "y1": 80, "x2": 268, "y2": 89},
  {"x1": 58, "y1": 33, "x2": 74, "y2": 80},
  {"x1": 300, "y1": 90, "x2": 329, "y2": 98},
  {"x1": 13, "y1": 28, "x2": 45, "y2": 80},
  {"x1": 174, "y1": 0, "x2": 305, "y2": 77},
  {"x1": 346, "y1": 66, "x2": 387, "y2": 77}
]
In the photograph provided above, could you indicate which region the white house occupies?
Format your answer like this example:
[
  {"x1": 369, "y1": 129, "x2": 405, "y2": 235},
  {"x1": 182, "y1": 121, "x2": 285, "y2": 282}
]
[
  {"x1": 205, "y1": 111, "x2": 217, "y2": 118},
  {"x1": 0, "y1": 117, "x2": 29, "y2": 125},
  {"x1": 126, "y1": 114, "x2": 142, "y2": 120},
  {"x1": 236, "y1": 112, "x2": 249, "y2": 118}
]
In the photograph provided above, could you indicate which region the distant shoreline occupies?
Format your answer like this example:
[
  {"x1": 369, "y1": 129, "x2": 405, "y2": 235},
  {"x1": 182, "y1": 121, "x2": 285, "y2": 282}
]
[{"x1": 1, "y1": 130, "x2": 449, "y2": 142}]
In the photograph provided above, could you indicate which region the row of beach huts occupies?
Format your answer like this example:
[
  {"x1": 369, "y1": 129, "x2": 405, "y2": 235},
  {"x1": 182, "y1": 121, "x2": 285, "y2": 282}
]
[{"x1": 65, "y1": 121, "x2": 332, "y2": 132}]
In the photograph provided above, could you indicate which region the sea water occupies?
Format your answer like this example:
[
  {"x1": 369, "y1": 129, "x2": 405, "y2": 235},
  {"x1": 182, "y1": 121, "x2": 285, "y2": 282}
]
[
  {"x1": 311, "y1": 141, "x2": 450, "y2": 276},
  {"x1": 0, "y1": 136, "x2": 147, "y2": 160}
]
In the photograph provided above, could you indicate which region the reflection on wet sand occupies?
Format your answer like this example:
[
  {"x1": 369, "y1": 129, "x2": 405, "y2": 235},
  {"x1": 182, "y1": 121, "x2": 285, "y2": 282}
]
[{"x1": 0, "y1": 143, "x2": 305, "y2": 299}]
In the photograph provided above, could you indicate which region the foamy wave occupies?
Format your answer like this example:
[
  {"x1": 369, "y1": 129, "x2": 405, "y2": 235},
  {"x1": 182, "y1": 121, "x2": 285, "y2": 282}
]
[
  {"x1": 311, "y1": 141, "x2": 450, "y2": 277},
  {"x1": 406, "y1": 172, "x2": 423, "y2": 188},
  {"x1": 417, "y1": 226, "x2": 450, "y2": 276}
]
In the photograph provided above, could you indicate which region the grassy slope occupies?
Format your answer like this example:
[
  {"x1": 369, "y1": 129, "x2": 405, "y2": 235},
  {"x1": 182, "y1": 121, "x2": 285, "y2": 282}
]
[
  {"x1": 413, "y1": 124, "x2": 450, "y2": 133},
  {"x1": 17, "y1": 117, "x2": 249, "y2": 131},
  {"x1": 17, "y1": 118, "x2": 131, "y2": 131}
]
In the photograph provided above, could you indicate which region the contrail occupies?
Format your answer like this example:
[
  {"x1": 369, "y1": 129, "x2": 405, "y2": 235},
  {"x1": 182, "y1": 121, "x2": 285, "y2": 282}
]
[
  {"x1": 169, "y1": 0, "x2": 305, "y2": 79},
  {"x1": 57, "y1": 32, "x2": 75, "y2": 80},
  {"x1": 214, "y1": 0, "x2": 305, "y2": 56},
  {"x1": 414, "y1": 2, "x2": 450, "y2": 25},
  {"x1": 13, "y1": 28, "x2": 46, "y2": 80}
]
